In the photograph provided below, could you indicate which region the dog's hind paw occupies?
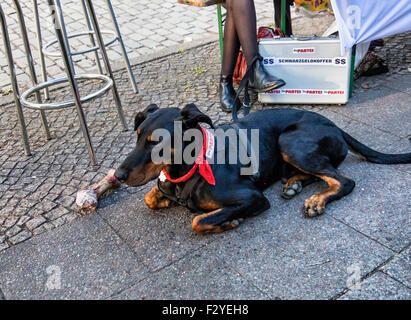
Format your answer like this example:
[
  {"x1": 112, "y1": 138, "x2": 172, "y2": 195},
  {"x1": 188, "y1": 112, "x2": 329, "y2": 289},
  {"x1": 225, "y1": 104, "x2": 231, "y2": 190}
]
[
  {"x1": 303, "y1": 195, "x2": 326, "y2": 217},
  {"x1": 221, "y1": 218, "x2": 244, "y2": 228},
  {"x1": 282, "y1": 181, "x2": 302, "y2": 199},
  {"x1": 193, "y1": 214, "x2": 245, "y2": 234}
]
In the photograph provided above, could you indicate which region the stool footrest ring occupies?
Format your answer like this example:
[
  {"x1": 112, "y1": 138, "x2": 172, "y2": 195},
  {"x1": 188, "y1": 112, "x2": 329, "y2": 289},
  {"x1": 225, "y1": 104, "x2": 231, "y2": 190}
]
[
  {"x1": 42, "y1": 30, "x2": 117, "y2": 57},
  {"x1": 20, "y1": 74, "x2": 113, "y2": 110}
]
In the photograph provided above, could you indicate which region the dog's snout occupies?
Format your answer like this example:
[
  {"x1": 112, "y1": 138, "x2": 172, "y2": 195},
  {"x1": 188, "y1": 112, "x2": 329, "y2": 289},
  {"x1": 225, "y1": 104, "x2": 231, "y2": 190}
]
[{"x1": 114, "y1": 168, "x2": 129, "y2": 183}]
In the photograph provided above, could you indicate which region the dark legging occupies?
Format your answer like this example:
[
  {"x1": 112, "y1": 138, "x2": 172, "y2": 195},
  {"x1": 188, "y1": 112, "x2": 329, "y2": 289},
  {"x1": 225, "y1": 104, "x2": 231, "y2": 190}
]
[
  {"x1": 221, "y1": 0, "x2": 293, "y2": 78},
  {"x1": 221, "y1": 0, "x2": 258, "y2": 77}
]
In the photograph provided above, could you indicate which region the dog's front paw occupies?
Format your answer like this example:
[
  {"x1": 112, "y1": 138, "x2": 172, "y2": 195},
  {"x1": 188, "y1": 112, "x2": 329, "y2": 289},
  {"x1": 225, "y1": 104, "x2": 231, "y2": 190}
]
[
  {"x1": 144, "y1": 186, "x2": 173, "y2": 210},
  {"x1": 303, "y1": 195, "x2": 326, "y2": 217},
  {"x1": 282, "y1": 181, "x2": 302, "y2": 199}
]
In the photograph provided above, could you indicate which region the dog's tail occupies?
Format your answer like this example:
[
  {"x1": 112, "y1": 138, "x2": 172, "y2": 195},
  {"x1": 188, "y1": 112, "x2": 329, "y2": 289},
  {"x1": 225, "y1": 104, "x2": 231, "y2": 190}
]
[{"x1": 341, "y1": 130, "x2": 411, "y2": 164}]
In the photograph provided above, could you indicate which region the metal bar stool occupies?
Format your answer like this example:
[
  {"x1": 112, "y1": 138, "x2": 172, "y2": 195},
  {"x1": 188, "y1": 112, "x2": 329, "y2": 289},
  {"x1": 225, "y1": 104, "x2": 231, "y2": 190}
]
[
  {"x1": 1, "y1": 0, "x2": 132, "y2": 165},
  {"x1": 1, "y1": 3, "x2": 31, "y2": 156},
  {"x1": 37, "y1": 0, "x2": 138, "y2": 94}
]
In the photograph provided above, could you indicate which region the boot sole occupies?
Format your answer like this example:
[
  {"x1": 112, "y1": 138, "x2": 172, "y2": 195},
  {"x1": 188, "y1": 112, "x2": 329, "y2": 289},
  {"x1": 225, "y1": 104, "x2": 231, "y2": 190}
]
[
  {"x1": 249, "y1": 80, "x2": 286, "y2": 93},
  {"x1": 221, "y1": 104, "x2": 242, "y2": 113}
]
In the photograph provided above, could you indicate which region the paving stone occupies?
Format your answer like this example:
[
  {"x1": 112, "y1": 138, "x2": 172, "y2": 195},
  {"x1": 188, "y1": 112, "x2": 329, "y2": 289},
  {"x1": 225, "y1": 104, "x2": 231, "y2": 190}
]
[
  {"x1": 112, "y1": 248, "x2": 269, "y2": 300},
  {"x1": 51, "y1": 217, "x2": 66, "y2": 228},
  {"x1": 32, "y1": 223, "x2": 55, "y2": 236},
  {"x1": 382, "y1": 73, "x2": 411, "y2": 95},
  {"x1": 3, "y1": 216, "x2": 18, "y2": 229},
  {"x1": 342, "y1": 120, "x2": 410, "y2": 155},
  {"x1": 333, "y1": 87, "x2": 411, "y2": 139},
  {"x1": 380, "y1": 247, "x2": 411, "y2": 288},
  {"x1": 6, "y1": 225, "x2": 22, "y2": 238},
  {"x1": 55, "y1": 196, "x2": 75, "y2": 208},
  {"x1": 329, "y1": 154, "x2": 410, "y2": 252},
  {"x1": 43, "y1": 207, "x2": 70, "y2": 221},
  {"x1": 8, "y1": 230, "x2": 32, "y2": 245},
  {"x1": 16, "y1": 216, "x2": 31, "y2": 227},
  {"x1": 0, "y1": 243, "x2": 9, "y2": 253},
  {"x1": 339, "y1": 272, "x2": 410, "y2": 300},
  {"x1": 0, "y1": 216, "x2": 148, "y2": 299},
  {"x1": 25, "y1": 216, "x2": 47, "y2": 231}
]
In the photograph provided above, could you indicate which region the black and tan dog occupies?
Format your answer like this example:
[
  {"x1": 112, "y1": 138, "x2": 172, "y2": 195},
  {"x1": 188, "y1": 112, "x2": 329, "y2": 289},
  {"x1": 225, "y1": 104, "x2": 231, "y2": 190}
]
[{"x1": 115, "y1": 104, "x2": 411, "y2": 234}]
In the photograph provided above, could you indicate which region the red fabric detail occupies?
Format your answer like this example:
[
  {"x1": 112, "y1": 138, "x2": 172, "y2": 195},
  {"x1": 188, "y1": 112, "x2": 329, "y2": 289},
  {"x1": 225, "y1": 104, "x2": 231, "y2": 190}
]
[
  {"x1": 233, "y1": 26, "x2": 284, "y2": 84},
  {"x1": 232, "y1": 51, "x2": 247, "y2": 85},
  {"x1": 161, "y1": 126, "x2": 215, "y2": 185},
  {"x1": 257, "y1": 26, "x2": 284, "y2": 39},
  {"x1": 161, "y1": 164, "x2": 198, "y2": 184}
]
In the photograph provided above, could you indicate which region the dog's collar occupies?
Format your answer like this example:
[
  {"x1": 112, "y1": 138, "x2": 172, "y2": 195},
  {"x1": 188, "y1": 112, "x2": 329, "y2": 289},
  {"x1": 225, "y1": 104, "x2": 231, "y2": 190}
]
[{"x1": 160, "y1": 125, "x2": 215, "y2": 185}]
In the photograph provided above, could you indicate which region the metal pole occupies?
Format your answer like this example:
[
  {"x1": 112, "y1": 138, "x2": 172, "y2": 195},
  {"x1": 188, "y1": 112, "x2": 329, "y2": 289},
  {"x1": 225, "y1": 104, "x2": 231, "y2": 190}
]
[
  {"x1": 80, "y1": 0, "x2": 103, "y2": 74},
  {"x1": 217, "y1": 4, "x2": 224, "y2": 62},
  {"x1": 55, "y1": 0, "x2": 75, "y2": 73},
  {"x1": 349, "y1": 44, "x2": 356, "y2": 98},
  {"x1": 104, "y1": 0, "x2": 138, "y2": 94},
  {"x1": 85, "y1": 0, "x2": 128, "y2": 131},
  {"x1": 47, "y1": 0, "x2": 96, "y2": 165},
  {"x1": 0, "y1": 4, "x2": 31, "y2": 156},
  {"x1": 32, "y1": 0, "x2": 50, "y2": 100},
  {"x1": 13, "y1": 0, "x2": 51, "y2": 140},
  {"x1": 281, "y1": 0, "x2": 286, "y2": 36}
]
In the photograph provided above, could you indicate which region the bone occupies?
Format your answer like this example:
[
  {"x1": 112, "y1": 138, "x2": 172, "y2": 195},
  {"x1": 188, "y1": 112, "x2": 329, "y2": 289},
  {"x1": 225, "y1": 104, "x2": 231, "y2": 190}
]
[{"x1": 76, "y1": 169, "x2": 121, "y2": 214}]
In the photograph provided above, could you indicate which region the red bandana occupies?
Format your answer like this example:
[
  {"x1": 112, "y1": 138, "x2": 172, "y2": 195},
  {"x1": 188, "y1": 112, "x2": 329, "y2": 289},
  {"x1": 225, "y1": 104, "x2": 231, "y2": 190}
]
[{"x1": 160, "y1": 126, "x2": 215, "y2": 185}]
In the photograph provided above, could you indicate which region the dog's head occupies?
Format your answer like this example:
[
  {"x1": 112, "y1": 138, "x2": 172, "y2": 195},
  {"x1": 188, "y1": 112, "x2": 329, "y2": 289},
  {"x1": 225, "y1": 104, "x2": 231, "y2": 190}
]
[{"x1": 114, "y1": 103, "x2": 213, "y2": 186}]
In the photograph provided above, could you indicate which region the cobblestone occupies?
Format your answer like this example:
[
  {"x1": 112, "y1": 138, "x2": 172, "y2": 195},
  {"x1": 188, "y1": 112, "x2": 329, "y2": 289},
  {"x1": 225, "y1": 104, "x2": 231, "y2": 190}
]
[
  {"x1": 6, "y1": 225, "x2": 21, "y2": 238},
  {"x1": 8, "y1": 230, "x2": 32, "y2": 245},
  {"x1": 25, "y1": 216, "x2": 46, "y2": 231},
  {"x1": 0, "y1": 243, "x2": 9, "y2": 252}
]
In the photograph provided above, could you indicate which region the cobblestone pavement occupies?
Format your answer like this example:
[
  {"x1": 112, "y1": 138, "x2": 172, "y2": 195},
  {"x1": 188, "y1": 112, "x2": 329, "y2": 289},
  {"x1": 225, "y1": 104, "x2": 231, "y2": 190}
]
[
  {"x1": 0, "y1": 0, "x2": 334, "y2": 94},
  {"x1": 0, "y1": 30, "x2": 410, "y2": 253}
]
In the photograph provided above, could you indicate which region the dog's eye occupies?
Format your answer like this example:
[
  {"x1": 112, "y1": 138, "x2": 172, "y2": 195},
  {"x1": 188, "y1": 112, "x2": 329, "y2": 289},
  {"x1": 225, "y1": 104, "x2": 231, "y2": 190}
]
[{"x1": 146, "y1": 136, "x2": 157, "y2": 147}]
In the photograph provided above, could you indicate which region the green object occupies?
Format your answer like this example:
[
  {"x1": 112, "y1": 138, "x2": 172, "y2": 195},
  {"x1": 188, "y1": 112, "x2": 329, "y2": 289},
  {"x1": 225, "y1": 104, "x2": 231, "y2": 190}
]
[
  {"x1": 349, "y1": 45, "x2": 357, "y2": 98},
  {"x1": 217, "y1": 4, "x2": 224, "y2": 62},
  {"x1": 281, "y1": 0, "x2": 286, "y2": 35}
]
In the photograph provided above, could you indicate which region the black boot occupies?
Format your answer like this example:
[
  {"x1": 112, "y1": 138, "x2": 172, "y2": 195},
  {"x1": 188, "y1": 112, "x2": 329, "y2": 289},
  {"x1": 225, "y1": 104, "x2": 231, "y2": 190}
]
[
  {"x1": 220, "y1": 75, "x2": 241, "y2": 113},
  {"x1": 248, "y1": 56, "x2": 285, "y2": 92}
]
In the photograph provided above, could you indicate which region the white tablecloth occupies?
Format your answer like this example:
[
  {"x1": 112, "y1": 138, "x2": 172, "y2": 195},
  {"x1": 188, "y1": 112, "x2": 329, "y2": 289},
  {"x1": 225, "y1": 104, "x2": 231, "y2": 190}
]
[{"x1": 331, "y1": 0, "x2": 411, "y2": 55}]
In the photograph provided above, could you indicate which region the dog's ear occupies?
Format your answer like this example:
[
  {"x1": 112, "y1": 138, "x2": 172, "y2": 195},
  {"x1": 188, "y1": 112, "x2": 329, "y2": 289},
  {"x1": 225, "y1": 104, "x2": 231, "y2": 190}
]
[
  {"x1": 134, "y1": 104, "x2": 159, "y2": 131},
  {"x1": 179, "y1": 103, "x2": 214, "y2": 129}
]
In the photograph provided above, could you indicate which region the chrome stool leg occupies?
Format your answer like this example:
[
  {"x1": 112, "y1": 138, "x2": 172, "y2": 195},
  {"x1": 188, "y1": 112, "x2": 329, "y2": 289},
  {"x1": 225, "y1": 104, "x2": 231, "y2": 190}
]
[
  {"x1": 105, "y1": 0, "x2": 139, "y2": 94},
  {"x1": 0, "y1": 4, "x2": 31, "y2": 156},
  {"x1": 80, "y1": 0, "x2": 103, "y2": 75},
  {"x1": 84, "y1": 0, "x2": 128, "y2": 131},
  {"x1": 32, "y1": 0, "x2": 50, "y2": 101},
  {"x1": 54, "y1": 0, "x2": 75, "y2": 73},
  {"x1": 13, "y1": 0, "x2": 51, "y2": 140},
  {"x1": 47, "y1": 0, "x2": 96, "y2": 165}
]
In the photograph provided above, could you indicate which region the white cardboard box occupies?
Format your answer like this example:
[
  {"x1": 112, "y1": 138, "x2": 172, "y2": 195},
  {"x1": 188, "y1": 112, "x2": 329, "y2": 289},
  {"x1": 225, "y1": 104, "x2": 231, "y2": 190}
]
[{"x1": 258, "y1": 37, "x2": 351, "y2": 104}]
